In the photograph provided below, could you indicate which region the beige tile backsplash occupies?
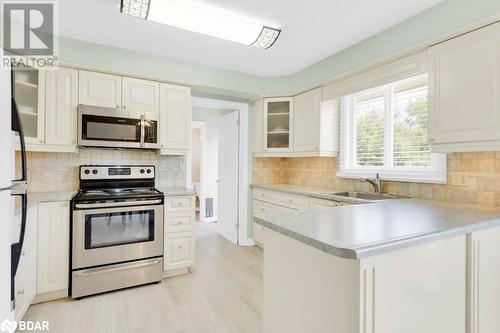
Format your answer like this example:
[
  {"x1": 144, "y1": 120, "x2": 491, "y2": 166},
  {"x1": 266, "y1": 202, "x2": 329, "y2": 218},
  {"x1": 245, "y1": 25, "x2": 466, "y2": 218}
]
[
  {"x1": 253, "y1": 152, "x2": 500, "y2": 206},
  {"x1": 17, "y1": 149, "x2": 186, "y2": 192}
]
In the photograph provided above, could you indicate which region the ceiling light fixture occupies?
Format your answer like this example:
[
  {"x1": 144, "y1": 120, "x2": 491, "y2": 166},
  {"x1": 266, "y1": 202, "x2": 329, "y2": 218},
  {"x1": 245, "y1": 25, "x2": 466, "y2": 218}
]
[{"x1": 120, "y1": 0, "x2": 281, "y2": 49}]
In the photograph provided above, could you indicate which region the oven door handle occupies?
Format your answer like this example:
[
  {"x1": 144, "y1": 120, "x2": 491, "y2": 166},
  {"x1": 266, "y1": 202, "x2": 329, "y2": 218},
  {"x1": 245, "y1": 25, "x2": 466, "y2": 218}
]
[
  {"x1": 73, "y1": 258, "x2": 162, "y2": 277},
  {"x1": 74, "y1": 198, "x2": 163, "y2": 209}
]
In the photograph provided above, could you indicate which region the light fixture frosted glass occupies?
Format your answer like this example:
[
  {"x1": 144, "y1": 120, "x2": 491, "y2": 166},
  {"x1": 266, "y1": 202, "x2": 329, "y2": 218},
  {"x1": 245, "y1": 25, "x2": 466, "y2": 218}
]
[{"x1": 120, "y1": 0, "x2": 281, "y2": 49}]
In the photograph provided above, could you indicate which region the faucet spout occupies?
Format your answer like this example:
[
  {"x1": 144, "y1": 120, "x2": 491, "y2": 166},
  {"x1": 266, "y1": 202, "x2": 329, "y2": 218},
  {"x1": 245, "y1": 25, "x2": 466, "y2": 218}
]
[{"x1": 360, "y1": 173, "x2": 382, "y2": 194}]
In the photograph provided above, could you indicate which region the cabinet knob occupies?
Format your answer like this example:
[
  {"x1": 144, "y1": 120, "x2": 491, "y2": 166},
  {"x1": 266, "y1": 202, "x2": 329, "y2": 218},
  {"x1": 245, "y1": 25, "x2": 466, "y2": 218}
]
[
  {"x1": 123, "y1": 106, "x2": 127, "y2": 109},
  {"x1": 116, "y1": 105, "x2": 120, "y2": 109},
  {"x1": 21, "y1": 250, "x2": 26, "y2": 256},
  {"x1": 177, "y1": 245, "x2": 183, "y2": 249},
  {"x1": 428, "y1": 137, "x2": 434, "y2": 143},
  {"x1": 17, "y1": 289, "x2": 24, "y2": 295}
]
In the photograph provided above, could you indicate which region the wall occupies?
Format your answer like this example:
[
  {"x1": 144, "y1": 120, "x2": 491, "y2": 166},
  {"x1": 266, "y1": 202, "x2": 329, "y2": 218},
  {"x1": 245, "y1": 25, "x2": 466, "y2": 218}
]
[
  {"x1": 253, "y1": 152, "x2": 500, "y2": 206},
  {"x1": 191, "y1": 128, "x2": 201, "y2": 183},
  {"x1": 16, "y1": 150, "x2": 185, "y2": 192},
  {"x1": 192, "y1": 107, "x2": 235, "y2": 219},
  {"x1": 56, "y1": 0, "x2": 500, "y2": 99}
]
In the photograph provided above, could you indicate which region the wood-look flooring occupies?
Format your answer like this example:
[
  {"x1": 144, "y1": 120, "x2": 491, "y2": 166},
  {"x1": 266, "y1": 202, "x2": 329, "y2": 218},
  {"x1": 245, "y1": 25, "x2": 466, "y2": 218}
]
[{"x1": 22, "y1": 222, "x2": 263, "y2": 333}]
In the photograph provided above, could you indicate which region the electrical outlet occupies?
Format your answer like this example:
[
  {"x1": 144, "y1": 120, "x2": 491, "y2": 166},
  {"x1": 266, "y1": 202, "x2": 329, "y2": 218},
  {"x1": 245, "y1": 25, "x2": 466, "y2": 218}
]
[{"x1": 451, "y1": 172, "x2": 469, "y2": 186}]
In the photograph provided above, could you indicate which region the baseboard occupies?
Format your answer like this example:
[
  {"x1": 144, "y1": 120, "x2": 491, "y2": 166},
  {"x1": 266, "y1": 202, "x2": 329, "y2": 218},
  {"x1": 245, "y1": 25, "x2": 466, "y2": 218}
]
[
  {"x1": 239, "y1": 238, "x2": 256, "y2": 246},
  {"x1": 32, "y1": 289, "x2": 68, "y2": 304}
]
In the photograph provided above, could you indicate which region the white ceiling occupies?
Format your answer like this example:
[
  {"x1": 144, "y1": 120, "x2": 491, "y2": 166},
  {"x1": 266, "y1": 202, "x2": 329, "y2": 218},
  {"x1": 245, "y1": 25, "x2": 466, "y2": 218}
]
[{"x1": 58, "y1": 0, "x2": 442, "y2": 77}]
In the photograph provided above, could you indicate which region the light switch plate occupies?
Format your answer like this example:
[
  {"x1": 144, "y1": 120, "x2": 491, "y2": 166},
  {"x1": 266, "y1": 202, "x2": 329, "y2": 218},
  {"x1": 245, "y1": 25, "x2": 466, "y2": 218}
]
[{"x1": 451, "y1": 172, "x2": 469, "y2": 186}]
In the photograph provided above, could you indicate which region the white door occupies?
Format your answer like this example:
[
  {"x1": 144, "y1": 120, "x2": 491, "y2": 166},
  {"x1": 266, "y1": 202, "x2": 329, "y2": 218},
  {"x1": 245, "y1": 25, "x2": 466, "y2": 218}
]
[
  {"x1": 159, "y1": 83, "x2": 191, "y2": 151},
  {"x1": 217, "y1": 111, "x2": 239, "y2": 244},
  {"x1": 79, "y1": 70, "x2": 122, "y2": 109},
  {"x1": 45, "y1": 67, "x2": 78, "y2": 146},
  {"x1": 122, "y1": 77, "x2": 159, "y2": 119}
]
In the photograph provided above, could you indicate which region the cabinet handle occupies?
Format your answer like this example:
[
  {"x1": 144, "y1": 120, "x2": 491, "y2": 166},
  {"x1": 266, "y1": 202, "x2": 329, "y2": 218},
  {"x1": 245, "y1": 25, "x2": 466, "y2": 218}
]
[
  {"x1": 116, "y1": 105, "x2": 120, "y2": 109},
  {"x1": 177, "y1": 245, "x2": 183, "y2": 249},
  {"x1": 123, "y1": 106, "x2": 127, "y2": 109},
  {"x1": 428, "y1": 137, "x2": 434, "y2": 143},
  {"x1": 17, "y1": 289, "x2": 24, "y2": 295}
]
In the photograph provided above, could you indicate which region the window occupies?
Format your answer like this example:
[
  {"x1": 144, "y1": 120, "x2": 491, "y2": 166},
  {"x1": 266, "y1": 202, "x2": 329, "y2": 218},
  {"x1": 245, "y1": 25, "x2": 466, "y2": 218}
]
[{"x1": 339, "y1": 74, "x2": 446, "y2": 183}]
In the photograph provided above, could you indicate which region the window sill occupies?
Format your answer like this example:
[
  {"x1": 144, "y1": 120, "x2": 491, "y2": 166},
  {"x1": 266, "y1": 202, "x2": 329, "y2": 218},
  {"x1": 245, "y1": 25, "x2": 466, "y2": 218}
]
[{"x1": 337, "y1": 169, "x2": 447, "y2": 185}]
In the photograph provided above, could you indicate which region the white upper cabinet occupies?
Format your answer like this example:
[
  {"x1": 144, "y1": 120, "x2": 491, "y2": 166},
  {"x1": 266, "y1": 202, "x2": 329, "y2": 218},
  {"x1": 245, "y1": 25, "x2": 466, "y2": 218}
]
[
  {"x1": 253, "y1": 88, "x2": 339, "y2": 157},
  {"x1": 428, "y1": 22, "x2": 500, "y2": 152},
  {"x1": 264, "y1": 97, "x2": 294, "y2": 152},
  {"x1": 159, "y1": 83, "x2": 191, "y2": 154},
  {"x1": 45, "y1": 67, "x2": 78, "y2": 148},
  {"x1": 12, "y1": 58, "x2": 46, "y2": 145},
  {"x1": 79, "y1": 70, "x2": 122, "y2": 109},
  {"x1": 122, "y1": 77, "x2": 160, "y2": 119}
]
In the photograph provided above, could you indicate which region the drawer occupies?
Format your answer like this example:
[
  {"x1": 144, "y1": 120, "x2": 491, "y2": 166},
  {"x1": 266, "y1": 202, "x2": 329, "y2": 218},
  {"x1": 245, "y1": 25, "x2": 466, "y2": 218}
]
[
  {"x1": 308, "y1": 198, "x2": 341, "y2": 209},
  {"x1": 253, "y1": 200, "x2": 296, "y2": 214},
  {"x1": 253, "y1": 222, "x2": 265, "y2": 247},
  {"x1": 165, "y1": 196, "x2": 195, "y2": 211},
  {"x1": 164, "y1": 231, "x2": 196, "y2": 271},
  {"x1": 165, "y1": 211, "x2": 195, "y2": 233},
  {"x1": 253, "y1": 188, "x2": 281, "y2": 202},
  {"x1": 274, "y1": 192, "x2": 309, "y2": 210}
]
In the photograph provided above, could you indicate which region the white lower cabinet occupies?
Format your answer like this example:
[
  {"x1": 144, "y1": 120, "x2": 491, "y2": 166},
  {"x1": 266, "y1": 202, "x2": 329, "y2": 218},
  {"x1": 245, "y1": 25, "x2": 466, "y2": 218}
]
[
  {"x1": 14, "y1": 206, "x2": 38, "y2": 321},
  {"x1": 163, "y1": 195, "x2": 196, "y2": 277},
  {"x1": 164, "y1": 231, "x2": 196, "y2": 271},
  {"x1": 35, "y1": 202, "x2": 70, "y2": 301}
]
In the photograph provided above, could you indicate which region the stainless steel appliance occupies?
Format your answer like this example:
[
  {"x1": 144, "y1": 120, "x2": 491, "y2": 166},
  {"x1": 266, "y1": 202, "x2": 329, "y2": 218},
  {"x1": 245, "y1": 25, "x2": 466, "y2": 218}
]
[
  {"x1": 71, "y1": 165, "x2": 164, "y2": 298},
  {"x1": 2, "y1": 65, "x2": 29, "y2": 318},
  {"x1": 78, "y1": 104, "x2": 159, "y2": 149}
]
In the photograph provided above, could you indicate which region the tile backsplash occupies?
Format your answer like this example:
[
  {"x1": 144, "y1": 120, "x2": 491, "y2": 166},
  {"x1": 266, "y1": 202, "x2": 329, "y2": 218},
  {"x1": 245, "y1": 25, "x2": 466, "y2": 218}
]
[
  {"x1": 253, "y1": 152, "x2": 500, "y2": 206},
  {"x1": 17, "y1": 149, "x2": 186, "y2": 192}
]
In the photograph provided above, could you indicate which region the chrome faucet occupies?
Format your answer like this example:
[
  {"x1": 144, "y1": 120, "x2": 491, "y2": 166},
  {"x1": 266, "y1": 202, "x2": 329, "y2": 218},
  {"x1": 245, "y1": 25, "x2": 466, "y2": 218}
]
[{"x1": 361, "y1": 173, "x2": 381, "y2": 194}]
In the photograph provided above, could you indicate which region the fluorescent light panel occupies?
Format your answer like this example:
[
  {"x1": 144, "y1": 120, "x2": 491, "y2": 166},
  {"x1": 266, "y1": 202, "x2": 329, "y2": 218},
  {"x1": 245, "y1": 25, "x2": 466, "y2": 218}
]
[{"x1": 120, "y1": 0, "x2": 281, "y2": 49}]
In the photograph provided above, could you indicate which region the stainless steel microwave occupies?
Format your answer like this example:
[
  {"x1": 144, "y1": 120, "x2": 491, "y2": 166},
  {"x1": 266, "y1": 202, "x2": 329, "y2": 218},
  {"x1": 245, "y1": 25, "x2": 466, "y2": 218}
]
[{"x1": 78, "y1": 105, "x2": 159, "y2": 149}]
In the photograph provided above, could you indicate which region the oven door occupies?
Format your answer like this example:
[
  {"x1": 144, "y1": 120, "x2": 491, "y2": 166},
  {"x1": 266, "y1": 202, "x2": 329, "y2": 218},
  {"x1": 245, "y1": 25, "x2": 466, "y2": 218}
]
[{"x1": 72, "y1": 201, "x2": 164, "y2": 269}]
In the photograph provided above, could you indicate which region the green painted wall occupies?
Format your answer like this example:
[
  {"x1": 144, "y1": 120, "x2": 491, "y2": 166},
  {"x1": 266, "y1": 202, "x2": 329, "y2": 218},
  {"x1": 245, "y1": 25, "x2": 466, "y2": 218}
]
[{"x1": 57, "y1": 0, "x2": 500, "y2": 100}]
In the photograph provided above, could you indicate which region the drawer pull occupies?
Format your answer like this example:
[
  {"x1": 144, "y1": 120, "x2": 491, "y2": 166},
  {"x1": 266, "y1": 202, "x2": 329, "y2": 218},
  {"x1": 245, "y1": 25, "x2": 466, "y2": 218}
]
[{"x1": 177, "y1": 245, "x2": 183, "y2": 249}]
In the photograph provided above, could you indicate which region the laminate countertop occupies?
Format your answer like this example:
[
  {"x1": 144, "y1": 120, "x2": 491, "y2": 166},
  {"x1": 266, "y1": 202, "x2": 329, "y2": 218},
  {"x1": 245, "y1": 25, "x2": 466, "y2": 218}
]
[
  {"x1": 254, "y1": 198, "x2": 500, "y2": 259},
  {"x1": 158, "y1": 187, "x2": 196, "y2": 196},
  {"x1": 14, "y1": 190, "x2": 77, "y2": 215}
]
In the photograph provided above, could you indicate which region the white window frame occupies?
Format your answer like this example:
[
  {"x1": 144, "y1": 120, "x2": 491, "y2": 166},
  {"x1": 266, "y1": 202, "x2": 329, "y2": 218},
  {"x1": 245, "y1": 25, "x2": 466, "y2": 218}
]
[{"x1": 338, "y1": 75, "x2": 447, "y2": 184}]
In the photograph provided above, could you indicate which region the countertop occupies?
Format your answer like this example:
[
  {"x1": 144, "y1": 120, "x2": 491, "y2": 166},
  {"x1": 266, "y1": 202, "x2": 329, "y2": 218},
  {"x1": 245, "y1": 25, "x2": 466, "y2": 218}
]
[
  {"x1": 254, "y1": 198, "x2": 500, "y2": 259},
  {"x1": 158, "y1": 187, "x2": 196, "y2": 196},
  {"x1": 15, "y1": 190, "x2": 77, "y2": 215},
  {"x1": 251, "y1": 184, "x2": 371, "y2": 204}
]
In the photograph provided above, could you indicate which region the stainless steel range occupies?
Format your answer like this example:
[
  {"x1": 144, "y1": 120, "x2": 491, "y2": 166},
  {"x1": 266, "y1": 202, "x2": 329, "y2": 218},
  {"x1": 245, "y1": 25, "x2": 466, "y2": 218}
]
[{"x1": 71, "y1": 165, "x2": 164, "y2": 298}]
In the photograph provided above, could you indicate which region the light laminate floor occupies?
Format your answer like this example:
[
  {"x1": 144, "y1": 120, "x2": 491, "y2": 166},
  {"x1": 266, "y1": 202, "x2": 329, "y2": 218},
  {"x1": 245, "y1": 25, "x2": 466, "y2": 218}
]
[{"x1": 22, "y1": 222, "x2": 263, "y2": 333}]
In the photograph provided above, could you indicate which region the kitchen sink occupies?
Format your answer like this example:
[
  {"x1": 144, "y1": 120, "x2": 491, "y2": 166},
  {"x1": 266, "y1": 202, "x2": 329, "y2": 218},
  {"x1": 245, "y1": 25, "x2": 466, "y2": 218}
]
[{"x1": 327, "y1": 191, "x2": 401, "y2": 201}]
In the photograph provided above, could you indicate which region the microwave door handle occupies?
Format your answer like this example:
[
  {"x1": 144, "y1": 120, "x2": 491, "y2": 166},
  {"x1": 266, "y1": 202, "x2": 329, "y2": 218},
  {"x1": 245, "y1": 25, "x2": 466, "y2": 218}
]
[
  {"x1": 11, "y1": 97, "x2": 27, "y2": 185},
  {"x1": 140, "y1": 114, "x2": 145, "y2": 148},
  {"x1": 11, "y1": 190, "x2": 27, "y2": 309}
]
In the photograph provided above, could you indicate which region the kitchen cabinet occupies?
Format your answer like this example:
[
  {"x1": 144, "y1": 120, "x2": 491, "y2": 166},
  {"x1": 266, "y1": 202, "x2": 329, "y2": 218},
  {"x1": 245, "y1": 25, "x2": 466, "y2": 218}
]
[
  {"x1": 428, "y1": 21, "x2": 500, "y2": 152},
  {"x1": 293, "y1": 89, "x2": 339, "y2": 155},
  {"x1": 253, "y1": 89, "x2": 339, "y2": 157},
  {"x1": 164, "y1": 231, "x2": 196, "y2": 272},
  {"x1": 467, "y1": 227, "x2": 500, "y2": 333},
  {"x1": 79, "y1": 70, "x2": 122, "y2": 109},
  {"x1": 122, "y1": 77, "x2": 160, "y2": 119},
  {"x1": 12, "y1": 58, "x2": 46, "y2": 145},
  {"x1": 36, "y1": 202, "x2": 70, "y2": 301},
  {"x1": 14, "y1": 205, "x2": 38, "y2": 321},
  {"x1": 263, "y1": 97, "x2": 293, "y2": 152},
  {"x1": 159, "y1": 83, "x2": 192, "y2": 155},
  {"x1": 45, "y1": 67, "x2": 78, "y2": 149},
  {"x1": 163, "y1": 195, "x2": 196, "y2": 276}
]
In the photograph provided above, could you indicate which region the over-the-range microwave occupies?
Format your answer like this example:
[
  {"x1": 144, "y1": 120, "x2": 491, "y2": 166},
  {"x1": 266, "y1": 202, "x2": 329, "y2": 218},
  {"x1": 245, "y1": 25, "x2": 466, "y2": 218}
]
[{"x1": 78, "y1": 104, "x2": 159, "y2": 149}]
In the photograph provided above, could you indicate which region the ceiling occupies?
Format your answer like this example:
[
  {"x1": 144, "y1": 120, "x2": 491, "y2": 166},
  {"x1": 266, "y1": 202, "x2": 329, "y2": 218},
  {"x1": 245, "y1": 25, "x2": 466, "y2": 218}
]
[{"x1": 58, "y1": 0, "x2": 442, "y2": 77}]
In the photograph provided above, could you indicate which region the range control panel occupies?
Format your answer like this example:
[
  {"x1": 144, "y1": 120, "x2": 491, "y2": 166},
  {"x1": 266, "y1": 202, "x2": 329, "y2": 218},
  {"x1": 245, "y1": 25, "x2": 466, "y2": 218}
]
[{"x1": 80, "y1": 165, "x2": 155, "y2": 180}]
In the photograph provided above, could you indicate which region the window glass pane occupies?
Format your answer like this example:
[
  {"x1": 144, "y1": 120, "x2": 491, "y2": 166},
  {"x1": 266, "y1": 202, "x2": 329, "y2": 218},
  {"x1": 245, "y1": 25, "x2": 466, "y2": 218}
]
[
  {"x1": 354, "y1": 92, "x2": 385, "y2": 166},
  {"x1": 392, "y1": 83, "x2": 431, "y2": 167}
]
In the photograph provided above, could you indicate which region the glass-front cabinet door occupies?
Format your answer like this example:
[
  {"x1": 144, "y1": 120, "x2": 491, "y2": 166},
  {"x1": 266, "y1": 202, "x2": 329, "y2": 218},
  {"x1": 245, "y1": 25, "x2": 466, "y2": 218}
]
[
  {"x1": 263, "y1": 97, "x2": 294, "y2": 152},
  {"x1": 12, "y1": 58, "x2": 46, "y2": 145}
]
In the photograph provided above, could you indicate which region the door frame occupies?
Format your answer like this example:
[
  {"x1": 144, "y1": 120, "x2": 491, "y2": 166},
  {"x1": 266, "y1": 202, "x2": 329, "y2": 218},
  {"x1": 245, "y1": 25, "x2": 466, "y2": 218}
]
[
  {"x1": 186, "y1": 121, "x2": 208, "y2": 222},
  {"x1": 190, "y1": 97, "x2": 252, "y2": 246}
]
